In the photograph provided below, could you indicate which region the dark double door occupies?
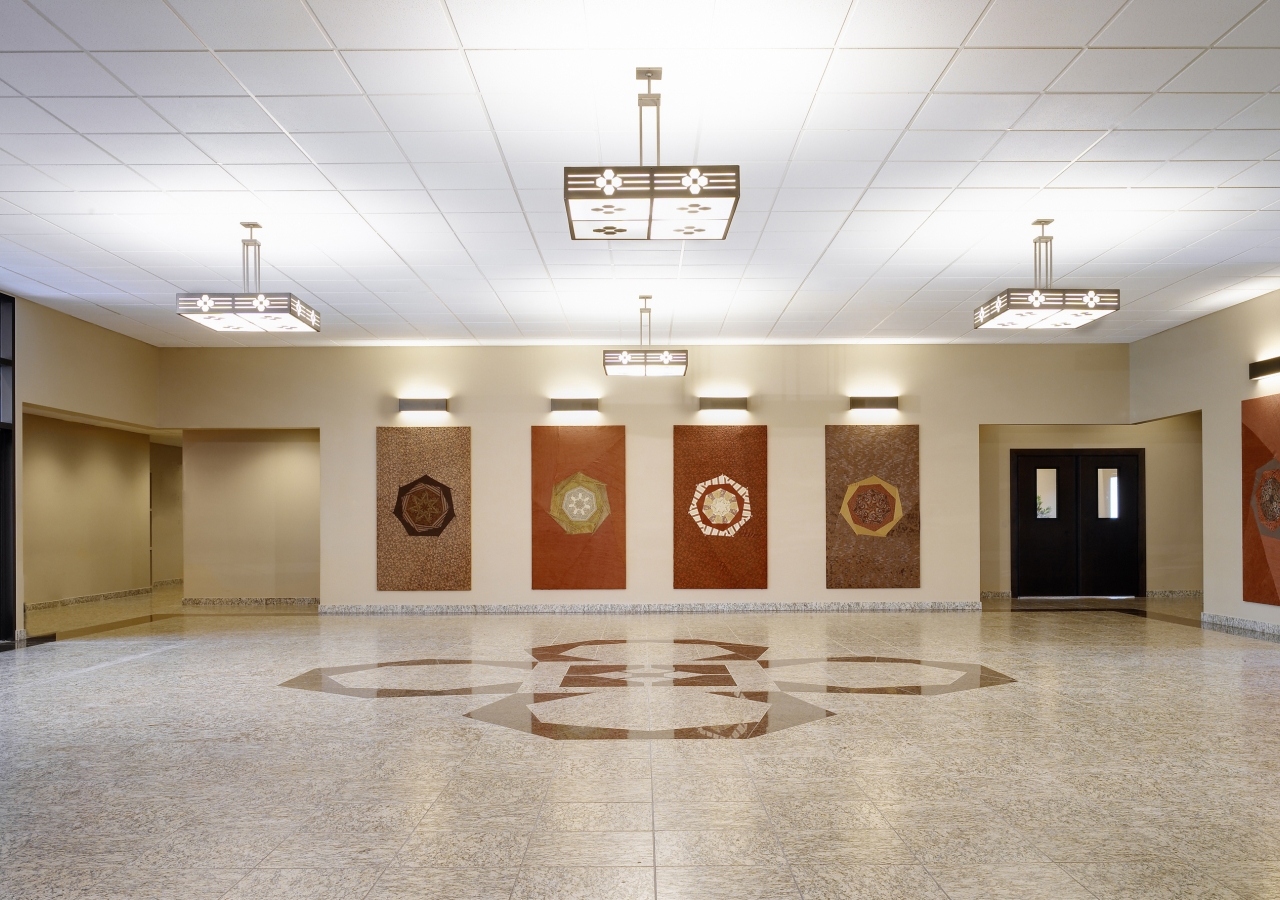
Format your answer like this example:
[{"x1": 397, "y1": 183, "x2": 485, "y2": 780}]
[{"x1": 1012, "y1": 450, "x2": 1145, "y2": 598}]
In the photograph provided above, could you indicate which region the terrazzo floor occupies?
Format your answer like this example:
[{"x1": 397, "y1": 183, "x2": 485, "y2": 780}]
[{"x1": 2, "y1": 601, "x2": 1279, "y2": 899}]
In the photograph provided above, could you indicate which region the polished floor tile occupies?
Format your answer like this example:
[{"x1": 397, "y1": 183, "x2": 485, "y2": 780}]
[{"x1": 3, "y1": 601, "x2": 1277, "y2": 899}]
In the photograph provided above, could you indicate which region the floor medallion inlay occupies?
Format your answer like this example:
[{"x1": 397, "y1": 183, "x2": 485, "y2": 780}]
[{"x1": 281, "y1": 638, "x2": 1014, "y2": 739}]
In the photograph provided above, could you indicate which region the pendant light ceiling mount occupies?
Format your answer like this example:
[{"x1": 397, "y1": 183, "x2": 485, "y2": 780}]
[
  {"x1": 973, "y1": 219, "x2": 1119, "y2": 331},
  {"x1": 177, "y1": 222, "x2": 320, "y2": 333},
  {"x1": 565, "y1": 67, "x2": 740, "y2": 241}
]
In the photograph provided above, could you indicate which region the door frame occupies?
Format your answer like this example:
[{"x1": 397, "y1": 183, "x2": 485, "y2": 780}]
[{"x1": 1010, "y1": 448, "x2": 1146, "y2": 598}]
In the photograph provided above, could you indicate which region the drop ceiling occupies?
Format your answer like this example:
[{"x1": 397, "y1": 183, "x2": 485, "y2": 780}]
[{"x1": 2, "y1": 0, "x2": 1280, "y2": 347}]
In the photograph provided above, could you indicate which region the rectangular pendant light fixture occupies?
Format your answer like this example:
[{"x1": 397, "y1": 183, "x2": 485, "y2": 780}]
[
  {"x1": 973, "y1": 220, "x2": 1118, "y2": 331},
  {"x1": 565, "y1": 166, "x2": 740, "y2": 240},
  {"x1": 177, "y1": 293, "x2": 321, "y2": 333},
  {"x1": 603, "y1": 349, "x2": 688, "y2": 376}
]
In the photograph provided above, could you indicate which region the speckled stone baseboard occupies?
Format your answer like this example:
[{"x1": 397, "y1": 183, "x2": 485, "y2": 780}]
[
  {"x1": 152, "y1": 578, "x2": 184, "y2": 588},
  {"x1": 320, "y1": 600, "x2": 981, "y2": 616},
  {"x1": 25, "y1": 587, "x2": 152, "y2": 611},
  {"x1": 1147, "y1": 590, "x2": 1203, "y2": 598},
  {"x1": 182, "y1": 597, "x2": 320, "y2": 607},
  {"x1": 980, "y1": 591, "x2": 1012, "y2": 600},
  {"x1": 1202, "y1": 613, "x2": 1280, "y2": 637}
]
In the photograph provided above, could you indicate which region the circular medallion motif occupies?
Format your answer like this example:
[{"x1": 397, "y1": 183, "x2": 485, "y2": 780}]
[
  {"x1": 689, "y1": 475, "x2": 751, "y2": 537},
  {"x1": 840, "y1": 476, "x2": 903, "y2": 537},
  {"x1": 393, "y1": 473, "x2": 455, "y2": 537},
  {"x1": 281, "y1": 638, "x2": 1016, "y2": 741},
  {"x1": 1259, "y1": 471, "x2": 1280, "y2": 530},
  {"x1": 562, "y1": 486, "x2": 597, "y2": 522},
  {"x1": 549, "y1": 472, "x2": 611, "y2": 535}
]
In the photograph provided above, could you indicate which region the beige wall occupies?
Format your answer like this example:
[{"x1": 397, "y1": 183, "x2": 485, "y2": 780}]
[
  {"x1": 22, "y1": 414, "x2": 151, "y2": 606},
  {"x1": 183, "y1": 430, "x2": 319, "y2": 599},
  {"x1": 157, "y1": 343, "x2": 1130, "y2": 607},
  {"x1": 150, "y1": 442, "x2": 182, "y2": 583},
  {"x1": 15, "y1": 298, "x2": 159, "y2": 631},
  {"x1": 1132, "y1": 287, "x2": 1280, "y2": 625},
  {"x1": 979, "y1": 414, "x2": 1203, "y2": 594}
]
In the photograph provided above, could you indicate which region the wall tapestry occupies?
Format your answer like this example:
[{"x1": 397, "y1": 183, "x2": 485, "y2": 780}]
[
  {"x1": 1242, "y1": 395, "x2": 1280, "y2": 606},
  {"x1": 531, "y1": 425, "x2": 626, "y2": 590},
  {"x1": 826, "y1": 424, "x2": 920, "y2": 589},
  {"x1": 376, "y1": 426, "x2": 471, "y2": 591},
  {"x1": 673, "y1": 425, "x2": 767, "y2": 589}
]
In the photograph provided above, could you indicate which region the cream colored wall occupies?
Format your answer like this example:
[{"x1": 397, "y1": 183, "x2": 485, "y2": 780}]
[
  {"x1": 156, "y1": 343, "x2": 1129, "y2": 607},
  {"x1": 150, "y1": 442, "x2": 182, "y2": 583},
  {"x1": 978, "y1": 414, "x2": 1203, "y2": 594},
  {"x1": 22, "y1": 414, "x2": 151, "y2": 606},
  {"x1": 15, "y1": 299, "x2": 159, "y2": 631},
  {"x1": 1132, "y1": 287, "x2": 1280, "y2": 625},
  {"x1": 182, "y1": 430, "x2": 319, "y2": 599}
]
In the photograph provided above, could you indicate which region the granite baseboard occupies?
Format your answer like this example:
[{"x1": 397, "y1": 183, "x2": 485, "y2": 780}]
[
  {"x1": 182, "y1": 597, "x2": 319, "y2": 607},
  {"x1": 1146, "y1": 590, "x2": 1203, "y2": 598},
  {"x1": 1202, "y1": 613, "x2": 1280, "y2": 638},
  {"x1": 152, "y1": 578, "x2": 184, "y2": 588},
  {"x1": 25, "y1": 587, "x2": 152, "y2": 612},
  {"x1": 980, "y1": 591, "x2": 1012, "y2": 600},
  {"x1": 320, "y1": 600, "x2": 981, "y2": 616}
]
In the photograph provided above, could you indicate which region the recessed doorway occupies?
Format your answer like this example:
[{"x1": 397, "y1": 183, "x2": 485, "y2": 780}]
[{"x1": 1011, "y1": 449, "x2": 1145, "y2": 598}]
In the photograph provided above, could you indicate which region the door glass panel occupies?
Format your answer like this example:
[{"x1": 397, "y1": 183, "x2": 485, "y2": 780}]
[
  {"x1": 1098, "y1": 468, "x2": 1119, "y2": 518},
  {"x1": 1035, "y1": 468, "x2": 1057, "y2": 518}
]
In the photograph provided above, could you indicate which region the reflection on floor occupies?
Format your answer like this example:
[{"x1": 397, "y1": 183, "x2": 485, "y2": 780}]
[{"x1": 4, "y1": 600, "x2": 1280, "y2": 899}]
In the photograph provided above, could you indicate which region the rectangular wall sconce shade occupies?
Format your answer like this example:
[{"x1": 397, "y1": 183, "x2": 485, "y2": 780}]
[
  {"x1": 550, "y1": 398, "x2": 599, "y2": 411},
  {"x1": 973, "y1": 288, "x2": 1119, "y2": 330},
  {"x1": 565, "y1": 166, "x2": 740, "y2": 240},
  {"x1": 603, "y1": 349, "x2": 688, "y2": 376},
  {"x1": 398, "y1": 398, "x2": 448, "y2": 411},
  {"x1": 177, "y1": 293, "x2": 320, "y2": 333},
  {"x1": 849, "y1": 396, "x2": 899, "y2": 409},
  {"x1": 1250, "y1": 356, "x2": 1280, "y2": 380},
  {"x1": 699, "y1": 397, "x2": 749, "y2": 410}
]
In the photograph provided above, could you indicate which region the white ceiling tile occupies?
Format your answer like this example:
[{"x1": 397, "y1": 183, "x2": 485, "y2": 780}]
[
  {"x1": 37, "y1": 164, "x2": 156, "y2": 190},
  {"x1": 938, "y1": 49, "x2": 1077, "y2": 93},
  {"x1": 1081, "y1": 131, "x2": 1208, "y2": 161},
  {"x1": 913, "y1": 94, "x2": 1035, "y2": 130},
  {"x1": 794, "y1": 130, "x2": 899, "y2": 161},
  {"x1": 259, "y1": 96, "x2": 383, "y2": 132},
  {"x1": 413, "y1": 163, "x2": 510, "y2": 190},
  {"x1": 1093, "y1": 0, "x2": 1260, "y2": 47},
  {"x1": 1049, "y1": 49, "x2": 1200, "y2": 93},
  {"x1": 891, "y1": 130, "x2": 1001, "y2": 161},
  {"x1": 839, "y1": 0, "x2": 987, "y2": 48},
  {"x1": 985, "y1": 131, "x2": 1104, "y2": 160},
  {"x1": 0, "y1": 0, "x2": 77, "y2": 51},
  {"x1": 320, "y1": 163, "x2": 421, "y2": 190},
  {"x1": 222, "y1": 51, "x2": 360, "y2": 96},
  {"x1": 961, "y1": 161, "x2": 1063, "y2": 188},
  {"x1": 371, "y1": 95, "x2": 489, "y2": 132},
  {"x1": 343, "y1": 51, "x2": 473, "y2": 94},
  {"x1": 396, "y1": 131, "x2": 500, "y2": 163},
  {"x1": 0, "y1": 52, "x2": 129, "y2": 96},
  {"x1": 1219, "y1": 0, "x2": 1280, "y2": 46},
  {"x1": 187, "y1": 132, "x2": 304, "y2": 164},
  {"x1": 1014, "y1": 94, "x2": 1146, "y2": 130},
  {"x1": 1165, "y1": 50, "x2": 1280, "y2": 93},
  {"x1": 970, "y1": 0, "x2": 1126, "y2": 47},
  {"x1": 1139, "y1": 161, "x2": 1252, "y2": 187},
  {"x1": 449, "y1": 1, "x2": 588, "y2": 49},
  {"x1": 781, "y1": 161, "x2": 878, "y2": 189},
  {"x1": 1121, "y1": 94, "x2": 1261, "y2": 130},
  {"x1": 1180, "y1": 130, "x2": 1280, "y2": 160},
  {"x1": 1225, "y1": 95, "x2": 1280, "y2": 129},
  {"x1": 224, "y1": 164, "x2": 329, "y2": 190},
  {"x1": 874, "y1": 161, "x2": 973, "y2": 188},
  {"x1": 97, "y1": 51, "x2": 245, "y2": 96},
  {"x1": 293, "y1": 132, "x2": 404, "y2": 164},
  {"x1": 149, "y1": 97, "x2": 279, "y2": 132},
  {"x1": 30, "y1": 0, "x2": 200, "y2": 50},
  {"x1": 1225, "y1": 162, "x2": 1280, "y2": 187},
  {"x1": 167, "y1": 0, "x2": 330, "y2": 50},
  {"x1": 858, "y1": 188, "x2": 949, "y2": 210},
  {"x1": 820, "y1": 49, "x2": 954, "y2": 93},
  {"x1": 37, "y1": 97, "x2": 174, "y2": 133},
  {"x1": 343, "y1": 190, "x2": 437, "y2": 214},
  {"x1": 806, "y1": 94, "x2": 924, "y2": 130},
  {"x1": 691, "y1": 0, "x2": 850, "y2": 49},
  {"x1": 309, "y1": 0, "x2": 456, "y2": 50},
  {"x1": 697, "y1": 131, "x2": 800, "y2": 161},
  {"x1": 0, "y1": 166, "x2": 68, "y2": 190},
  {"x1": 0, "y1": 133, "x2": 116, "y2": 164}
]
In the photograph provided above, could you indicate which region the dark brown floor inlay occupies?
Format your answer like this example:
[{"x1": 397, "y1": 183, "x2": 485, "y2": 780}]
[{"x1": 280, "y1": 638, "x2": 1015, "y2": 740}]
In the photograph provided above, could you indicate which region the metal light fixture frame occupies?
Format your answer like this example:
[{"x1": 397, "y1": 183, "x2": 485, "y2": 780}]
[
  {"x1": 973, "y1": 220, "x2": 1119, "y2": 331},
  {"x1": 565, "y1": 68, "x2": 740, "y2": 241},
  {"x1": 603, "y1": 296, "x2": 688, "y2": 377},
  {"x1": 177, "y1": 223, "x2": 321, "y2": 333}
]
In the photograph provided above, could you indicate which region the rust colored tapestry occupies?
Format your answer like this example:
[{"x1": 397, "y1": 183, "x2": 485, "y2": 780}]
[
  {"x1": 532, "y1": 426, "x2": 626, "y2": 590},
  {"x1": 1242, "y1": 395, "x2": 1280, "y2": 606},
  {"x1": 377, "y1": 427, "x2": 471, "y2": 591},
  {"x1": 826, "y1": 425, "x2": 920, "y2": 589},
  {"x1": 673, "y1": 425, "x2": 767, "y2": 589}
]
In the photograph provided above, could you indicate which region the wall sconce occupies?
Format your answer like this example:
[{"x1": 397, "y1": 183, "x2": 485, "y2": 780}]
[
  {"x1": 551, "y1": 398, "x2": 600, "y2": 411},
  {"x1": 699, "y1": 397, "x2": 748, "y2": 410},
  {"x1": 399, "y1": 398, "x2": 449, "y2": 411},
  {"x1": 849, "y1": 396, "x2": 898, "y2": 409},
  {"x1": 1250, "y1": 356, "x2": 1280, "y2": 380}
]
